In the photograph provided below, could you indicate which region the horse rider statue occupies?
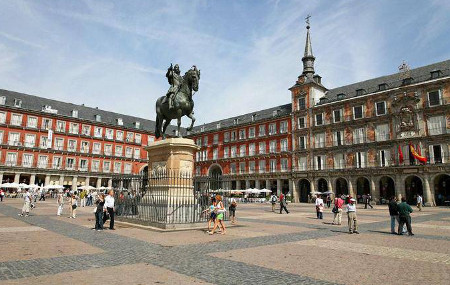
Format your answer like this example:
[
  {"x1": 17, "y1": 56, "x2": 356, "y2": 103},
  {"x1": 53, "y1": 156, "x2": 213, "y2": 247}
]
[{"x1": 165, "y1": 63, "x2": 183, "y2": 110}]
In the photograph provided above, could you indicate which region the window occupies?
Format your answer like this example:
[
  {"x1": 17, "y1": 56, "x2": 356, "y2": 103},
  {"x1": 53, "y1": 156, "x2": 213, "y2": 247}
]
[
  {"x1": 315, "y1": 155, "x2": 325, "y2": 170},
  {"x1": 259, "y1": 142, "x2": 266, "y2": 154},
  {"x1": 56, "y1": 120, "x2": 65, "y2": 132},
  {"x1": 126, "y1": 132, "x2": 134, "y2": 143},
  {"x1": 105, "y1": 129, "x2": 114, "y2": 140},
  {"x1": 114, "y1": 162, "x2": 122, "y2": 173},
  {"x1": 356, "y1": 89, "x2": 365, "y2": 96},
  {"x1": 134, "y1": 148, "x2": 140, "y2": 159},
  {"x1": 428, "y1": 90, "x2": 442, "y2": 106},
  {"x1": 223, "y1": 147, "x2": 229, "y2": 158},
  {"x1": 71, "y1": 110, "x2": 78, "y2": 118},
  {"x1": 39, "y1": 136, "x2": 50, "y2": 150},
  {"x1": 230, "y1": 163, "x2": 236, "y2": 174},
  {"x1": 22, "y1": 153, "x2": 33, "y2": 167},
  {"x1": 116, "y1": 130, "x2": 124, "y2": 141},
  {"x1": 69, "y1": 123, "x2": 79, "y2": 134},
  {"x1": 356, "y1": 151, "x2": 367, "y2": 168},
  {"x1": 124, "y1": 163, "x2": 132, "y2": 174},
  {"x1": 315, "y1": 113, "x2": 323, "y2": 126},
  {"x1": 334, "y1": 153, "x2": 345, "y2": 169},
  {"x1": 80, "y1": 141, "x2": 89, "y2": 153},
  {"x1": 298, "y1": 157, "x2": 307, "y2": 171},
  {"x1": 0, "y1": 130, "x2": 3, "y2": 144},
  {"x1": 269, "y1": 123, "x2": 277, "y2": 135},
  {"x1": 376, "y1": 101, "x2": 386, "y2": 116},
  {"x1": 92, "y1": 160, "x2": 100, "y2": 172},
  {"x1": 80, "y1": 125, "x2": 90, "y2": 136},
  {"x1": 269, "y1": 159, "x2": 277, "y2": 172},
  {"x1": 431, "y1": 70, "x2": 441, "y2": 79},
  {"x1": 125, "y1": 147, "x2": 133, "y2": 158},
  {"x1": 41, "y1": 118, "x2": 52, "y2": 130},
  {"x1": 234, "y1": 118, "x2": 238, "y2": 125},
  {"x1": 95, "y1": 114, "x2": 101, "y2": 122},
  {"x1": 6, "y1": 152, "x2": 18, "y2": 166},
  {"x1": 375, "y1": 124, "x2": 390, "y2": 141},
  {"x1": 298, "y1": 97, "x2": 306, "y2": 110},
  {"x1": 379, "y1": 149, "x2": 391, "y2": 167},
  {"x1": 333, "y1": 131, "x2": 344, "y2": 146},
  {"x1": 249, "y1": 127, "x2": 255, "y2": 138},
  {"x1": 0, "y1": 96, "x2": 5, "y2": 105},
  {"x1": 337, "y1": 93, "x2": 346, "y2": 100},
  {"x1": 27, "y1": 116, "x2": 37, "y2": 128},
  {"x1": 11, "y1": 114, "x2": 22, "y2": 126},
  {"x1": 213, "y1": 134, "x2": 219, "y2": 144},
  {"x1": 280, "y1": 139, "x2": 288, "y2": 152},
  {"x1": 117, "y1": 118, "x2": 123, "y2": 126},
  {"x1": 231, "y1": 146, "x2": 237, "y2": 158},
  {"x1": 24, "y1": 134, "x2": 35, "y2": 147},
  {"x1": 103, "y1": 161, "x2": 111, "y2": 173},
  {"x1": 213, "y1": 148, "x2": 218, "y2": 160},
  {"x1": 79, "y1": 159, "x2": 88, "y2": 171},
  {"x1": 93, "y1": 142, "x2": 101, "y2": 154},
  {"x1": 269, "y1": 140, "x2": 277, "y2": 153},
  {"x1": 230, "y1": 131, "x2": 236, "y2": 141},
  {"x1": 216, "y1": 122, "x2": 221, "y2": 129},
  {"x1": 38, "y1": 155, "x2": 48, "y2": 168},
  {"x1": 280, "y1": 121, "x2": 288, "y2": 133},
  {"x1": 0, "y1": 112, "x2": 6, "y2": 124},
  {"x1": 8, "y1": 132, "x2": 20, "y2": 146},
  {"x1": 259, "y1": 125, "x2": 266, "y2": 136},
  {"x1": 14, "y1": 99, "x2": 22, "y2": 107},
  {"x1": 249, "y1": 161, "x2": 255, "y2": 174},
  {"x1": 249, "y1": 143, "x2": 255, "y2": 156},
  {"x1": 94, "y1": 127, "x2": 103, "y2": 138},
  {"x1": 224, "y1": 132, "x2": 230, "y2": 143},
  {"x1": 353, "y1": 128, "x2": 365, "y2": 144},
  {"x1": 428, "y1": 116, "x2": 446, "y2": 135},
  {"x1": 196, "y1": 138, "x2": 202, "y2": 146},
  {"x1": 353, "y1": 105, "x2": 364, "y2": 119},
  {"x1": 315, "y1": 133, "x2": 325, "y2": 148},
  {"x1": 239, "y1": 145, "x2": 246, "y2": 157},
  {"x1": 333, "y1": 109, "x2": 342, "y2": 123},
  {"x1": 378, "y1": 83, "x2": 387, "y2": 91},
  {"x1": 281, "y1": 158, "x2": 288, "y2": 172},
  {"x1": 429, "y1": 144, "x2": 444, "y2": 164},
  {"x1": 239, "y1": 162, "x2": 246, "y2": 174},
  {"x1": 52, "y1": 156, "x2": 62, "y2": 169},
  {"x1": 239, "y1": 129, "x2": 246, "y2": 140},
  {"x1": 68, "y1": 139, "x2": 77, "y2": 152},
  {"x1": 135, "y1": 133, "x2": 141, "y2": 144},
  {"x1": 298, "y1": 117, "x2": 306, "y2": 129},
  {"x1": 298, "y1": 136, "x2": 306, "y2": 150},
  {"x1": 54, "y1": 138, "x2": 64, "y2": 150},
  {"x1": 147, "y1": 135, "x2": 154, "y2": 145},
  {"x1": 115, "y1": 145, "x2": 123, "y2": 157},
  {"x1": 259, "y1": 160, "x2": 265, "y2": 173}
]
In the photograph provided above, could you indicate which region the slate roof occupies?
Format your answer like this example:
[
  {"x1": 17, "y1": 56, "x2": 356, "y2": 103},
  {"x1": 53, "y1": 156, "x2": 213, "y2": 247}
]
[
  {"x1": 319, "y1": 59, "x2": 450, "y2": 104},
  {"x1": 0, "y1": 89, "x2": 178, "y2": 134},
  {"x1": 189, "y1": 103, "x2": 292, "y2": 135}
]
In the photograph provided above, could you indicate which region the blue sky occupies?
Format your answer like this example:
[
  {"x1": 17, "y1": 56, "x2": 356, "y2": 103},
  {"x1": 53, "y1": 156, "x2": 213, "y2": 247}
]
[{"x1": 0, "y1": 0, "x2": 449, "y2": 125}]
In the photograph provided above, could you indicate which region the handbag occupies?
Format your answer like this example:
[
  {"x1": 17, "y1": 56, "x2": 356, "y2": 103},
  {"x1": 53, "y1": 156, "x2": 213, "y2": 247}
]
[{"x1": 332, "y1": 206, "x2": 338, "y2": 213}]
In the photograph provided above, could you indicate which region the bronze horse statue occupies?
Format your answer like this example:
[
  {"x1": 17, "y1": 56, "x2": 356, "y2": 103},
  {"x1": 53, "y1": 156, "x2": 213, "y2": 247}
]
[{"x1": 155, "y1": 66, "x2": 200, "y2": 139}]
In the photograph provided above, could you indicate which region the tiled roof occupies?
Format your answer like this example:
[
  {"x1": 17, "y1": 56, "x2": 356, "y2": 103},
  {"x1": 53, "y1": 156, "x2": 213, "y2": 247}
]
[
  {"x1": 189, "y1": 103, "x2": 292, "y2": 134},
  {"x1": 0, "y1": 89, "x2": 178, "y2": 133},
  {"x1": 320, "y1": 59, "x2": 450, "y2": 104}
]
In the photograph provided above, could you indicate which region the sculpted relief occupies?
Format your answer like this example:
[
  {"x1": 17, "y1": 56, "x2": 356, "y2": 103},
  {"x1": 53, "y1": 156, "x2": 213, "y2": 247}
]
[{"x1": 391, "y1": 92, "x2": 420, "y2": 138}]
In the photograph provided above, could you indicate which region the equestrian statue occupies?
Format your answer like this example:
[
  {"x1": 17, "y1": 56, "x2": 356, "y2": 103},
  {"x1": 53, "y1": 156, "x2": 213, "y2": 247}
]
[{"x1": 155, "y1": 64, "x2": 200, "y2": 139}]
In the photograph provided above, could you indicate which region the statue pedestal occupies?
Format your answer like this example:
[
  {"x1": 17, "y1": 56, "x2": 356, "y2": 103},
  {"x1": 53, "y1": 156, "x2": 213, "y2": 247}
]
[{"x1": 143, "y1": 138, "x2": 200, "y2": 229}]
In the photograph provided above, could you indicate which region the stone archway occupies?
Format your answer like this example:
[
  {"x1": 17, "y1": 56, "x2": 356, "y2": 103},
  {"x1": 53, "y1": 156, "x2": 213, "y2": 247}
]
[
  {"x1": 356, "y1": 177, "x2": 370, "y2": 202},
  {"x1": 405, "y1": 175, "x2": 423, "y2": 205},
  {"x1": 335, "y1": 177, "x2": 348, "y2": 196},
  {"x1": 208, "y1": 164, "x2": 223, "y2": 190},
  {"x1": 298, "y1": 179, "x2": 311, "y2": 203},
  {"x1": 379, "y1": 176, "x2": 395, "y2": 203},
  {"x1": 317, "y1": 178, "x2": 328, "y2": 193},
  {"x1": 434, "y1": 174, "x2": 450, "y2": 206}
]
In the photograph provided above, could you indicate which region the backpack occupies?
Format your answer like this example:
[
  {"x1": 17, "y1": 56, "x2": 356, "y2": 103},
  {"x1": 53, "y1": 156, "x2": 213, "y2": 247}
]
[{"x1": 271, "y1": 196, "x2": 277, "y2": 203}]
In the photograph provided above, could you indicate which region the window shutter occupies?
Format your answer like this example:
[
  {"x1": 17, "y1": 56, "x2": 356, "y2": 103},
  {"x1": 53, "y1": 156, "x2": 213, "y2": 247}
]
[{"x1": 429, "y1": 145, "x2": 435, "y2": 164}]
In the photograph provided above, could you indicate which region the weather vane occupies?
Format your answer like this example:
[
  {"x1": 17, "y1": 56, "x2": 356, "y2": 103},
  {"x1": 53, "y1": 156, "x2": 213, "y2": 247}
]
[
  {"x1": 305, "y1": 14, "x2": 311, "y2": 26},
  {"x1": 398, "y1": 60, "x2": 411, "y2": 80}
]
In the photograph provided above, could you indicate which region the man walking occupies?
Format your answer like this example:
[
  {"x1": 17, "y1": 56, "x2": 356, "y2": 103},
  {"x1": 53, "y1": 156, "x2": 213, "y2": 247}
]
[
  {"x1": 416, "y1": 194, "x2": 423, "y2": 211},
  {"x1": 270, "y1": 193, "x2": 277, "y2": 212},
  {"x1": 279, "y1": 193, "x2": 289, "y2": 214},
  {"x1": 346, "y1": 198, "x2": 359, "y2": 234},
  {"x1": 39, "y1": 188, "x2": 45, "y2": 201},
  {"x1": 19, "y1": 189, "x2": 32, "y2": 217},
  {"x1": 104, "y1": 190, "x2": 116, "y2": 230},
  {"x1": 398, "y1": 197, "x2": 414, "y2": 236}
]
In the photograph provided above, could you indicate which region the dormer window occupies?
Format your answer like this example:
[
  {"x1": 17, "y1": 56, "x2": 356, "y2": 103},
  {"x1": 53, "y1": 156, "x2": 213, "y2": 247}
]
[
  {"x1": 201, "y1": 126, "x2": 205, "y2": 132},
  {"x1": 42, "y1": 105, "x2": 58, "y2": 114},
  {"x1": 234, "y1": 118, "x2": 238, "y2": 125},
  {"x1": 430, "y1": 70, "x2": 441, "y2": 79},
  {"x1": 356, "y1": 89, "x2": 365, "y2": 96},
  {"x1": 117, "y1": 118, "x2": 123, "y2": 126},
  {"x1": 71, "y1": 110, "x2": 78, "y2": 118},
  {"x1": 95, "y1": 114, "x2": 101, "y2": 122},
  {"x1": 251, "y1": 114, "x2": 256, "y2": 122},
  {"x1": 272, "y1": 110, "x2": 280, "y2": 117},
  {"x1": 402, "y1": 77, "x2": 413, "y2": 85},
  {"x1": 378, "y1": 83, "x2": 388, "y2": 91},
  {"x1": 0, "y1": 96, "x2": 6, "y2": 105},
  {"x1": 14, "y1": 99, "x2": 22, "y2": 107},
  {"x1": 134, "y1": 121, "x2": 140, "y2": 129},
  {"x1": 336, "y1": 93, "x2": 346, "y2": 100},
  {"x1": 216, "y1": 123, "x2": 221, "y2": 129},
  {"x1": 319, "y1": 97, "x2": 328, "y2": 104}
]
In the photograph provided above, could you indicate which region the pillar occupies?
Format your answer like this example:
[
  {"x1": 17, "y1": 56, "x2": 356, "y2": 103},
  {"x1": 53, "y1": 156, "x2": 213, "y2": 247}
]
[
  {"x1": 255, "y1": 180, "x2": 260, "y2": 189},
  {"x1": 72, "y1": 176, "x2": 78, "y2": 191},
  {"x1": 59, "y1": 175, "x2": 64, "y2": 186},
  {"x1": 85, "y1": 177, "x2": 90, "y2": 187},
  {"x1": 265, "y1": 180, "x2": 271, "y2": 191},
  {"x1": 370, "y1": 176, "x2": 379, "y2": 203},
  {"x1": 30, "y1": 174, "x2": 36, "y2": 185},
  {"x1": 107, "y1": 178, "x2": 112, "y2": 188},
  {"x1": 96, "y1": 178, "x2": 102, "y2": 189},
  {"x1": 327, "y1": 178, "x2": 333, "y2": 195},
  {"x1": 276, "y1": 179, "x2": 281, "y2": 195},
  {"x1": 14, "y1": 173, "x2": 20, "y2": 184},
  {"x1": 0, "y1": 172, "x2": 3, "y2": 184},
  {"x1": 348, "y1": 178, "x2": 354, "y2": 197},
  {"x1": 245, "y1": 180, "x2": 250, "y2": 189},
  {"x1": 236, "y1": 180, "x2": 241, "y2": 190},
  {"x1": 423, "y1": 174, "x2": 434, "y2": 207},
  {"x1": 395, "y1": 175, "x2": 404, "y2": 201},
  {"x1": 292, "y1": 180, "x2": 299, "y2": 203},
  {"x1": 44, "y1": 175, "x2": 50, "y2": 186},
  {"x1": 310, "y1": 179, "x2": 315, "y2": 192},
  {"x1": 288, "y1": 179, "x2": 294, "y2": 201}
]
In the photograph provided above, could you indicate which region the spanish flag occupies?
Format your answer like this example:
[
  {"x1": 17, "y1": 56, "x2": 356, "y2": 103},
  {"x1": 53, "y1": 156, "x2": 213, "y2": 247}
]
[
  {"x1": 398, "y1": 145, "x2": 404, "y2": 164},
  {"x1": 410, "y1": 143, "x2": 427, "y2": 163}
]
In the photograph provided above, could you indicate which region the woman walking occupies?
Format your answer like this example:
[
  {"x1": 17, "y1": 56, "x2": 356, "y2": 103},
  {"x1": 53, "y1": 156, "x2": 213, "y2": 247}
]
[
  {"x1": 56, "y1": 190, "x2": 64, "y2": 216},
  {"x1": 210, "y1": 195, "x2": 226, "y2": 235},
  {"x1": 94, "y1": 194, "x2": 105, "y2": 231},
  {"x1": 229, "y1": 198, "x2": 237, "y2": 224},
  {"x1": 69, "y1": 193, "x2": 78, "y2": 218}
]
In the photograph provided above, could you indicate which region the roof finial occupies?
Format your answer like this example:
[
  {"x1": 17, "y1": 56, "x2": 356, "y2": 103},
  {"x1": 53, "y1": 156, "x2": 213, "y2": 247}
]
[
  {"x1": 302, "y1": 14, "x2": 315, "y2": 78},
  {"x1": 305, "y1": 14, "x2": 311, "y2": 29}
]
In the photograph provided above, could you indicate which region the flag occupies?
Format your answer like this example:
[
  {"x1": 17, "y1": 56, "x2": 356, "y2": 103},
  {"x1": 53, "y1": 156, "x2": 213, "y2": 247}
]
[
  {"x1": 398, "y1": 145, "x2": 404, "y2": 164},
  {"x1": 410, "y1": 144, "x2": 427, "y2": 163}
]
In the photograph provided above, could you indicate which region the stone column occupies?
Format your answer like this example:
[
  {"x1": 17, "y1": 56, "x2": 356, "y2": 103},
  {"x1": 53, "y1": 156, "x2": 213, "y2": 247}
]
[
  {"x1": 107, "y1": 178, "x2": 112, "y2": 188},
  {"x1": 44, "y1": 175, "x2": 51, "y2": 186},
  {"x1": 255, "y1": 180, "x2": 260, "y2": 189},
  {"x1": 348, "y1": 178, "x2": 354, "y2": 197},
  {"x1": 59, "y1": 175, "x2": 64, "y2": 186},
  {"x1": 327, "y1": 178, "x2": 333, "y2": 195},
  {"x1": 85, "y1": 177, "x2": 90, "y2": 187},
  {"x1": 292, "y1": 179, "x2": 299, "y2": 203},
  {"x1": 288, "y1": 179, "x2": 294, "y2": 201},
  {"x1": 310, "y1": 179, "x2": 316, "y2": 193},
  {"x1": 423, "y1": 174, "x2": 434, "y2": 207},
  {"x1": 370, "y1": 176, "x2": 379, "y2": 203},
  {"x1": 0, "y1": 172, "x2": 3, "y2": 184},
  {"x1": 96, "y1": 178, "x2": 102, "y2": 189},
  {"x1": 236, "y1": 180, "x2": 241, "y2": 190},
  {"x1": 395, "y1": 175, "x2": 405, "y2": 201},
  {"x1": 72, "y1": 176, "x2": 78, "y2": 191},
  {"x1": 14, "y1": 173, "x2": 21, "y2": 184},
  {"x1": 265, "y1": 180, "x2": 271, "y2": 191},
  {"x1": 245, "y1": 180, "x2": 250, "y2": 189},
  {"x1": 276, "y1": 179, "x2": 281, "y2": 195},
  {"x1": 30, "y1": 174, "x2": 36, "y2": 185}
]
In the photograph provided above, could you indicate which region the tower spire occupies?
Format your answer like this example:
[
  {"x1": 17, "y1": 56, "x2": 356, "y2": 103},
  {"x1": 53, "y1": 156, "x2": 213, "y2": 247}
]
[{"x1": 302, "y1": 15, "x2": 315, "y2": 78}]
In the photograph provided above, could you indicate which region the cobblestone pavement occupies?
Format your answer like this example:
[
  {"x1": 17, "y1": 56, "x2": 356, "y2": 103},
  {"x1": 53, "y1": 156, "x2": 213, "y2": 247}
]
[{"x1": 0, "y1": 199, "x2": 449, "y2": 285}]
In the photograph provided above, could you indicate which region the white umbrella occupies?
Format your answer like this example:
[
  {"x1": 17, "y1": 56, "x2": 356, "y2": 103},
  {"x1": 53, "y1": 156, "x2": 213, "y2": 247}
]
[
  {"x1": 78, "y1": 185, "x2": 95, "y2": 190},
  {"x1": 1, "y1": 182, "x2": 21, "y2": 188},
  {"x1": 259, "y1": 188, "x2": 273, "y2": 193},
  {"x1": 44, "y1": 185, "x2": 64, "y2": 189},
  {"x1": 18, "y1": 183, "x2": 31, "y2": 188}
]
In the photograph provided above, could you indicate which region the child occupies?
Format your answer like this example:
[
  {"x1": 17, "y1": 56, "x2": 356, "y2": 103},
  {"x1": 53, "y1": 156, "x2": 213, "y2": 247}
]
[{"x1": 202, "y1": 198, "x2": 216, "y2": 233}]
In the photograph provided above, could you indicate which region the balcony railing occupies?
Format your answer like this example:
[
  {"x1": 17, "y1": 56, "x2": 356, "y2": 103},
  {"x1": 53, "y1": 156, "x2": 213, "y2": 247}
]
[{"x1": 425, "y1": 98, "x2": 448, "y2": 108}]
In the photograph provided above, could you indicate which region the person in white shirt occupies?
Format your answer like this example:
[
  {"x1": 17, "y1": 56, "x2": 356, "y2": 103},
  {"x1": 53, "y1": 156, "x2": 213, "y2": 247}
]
[
  {"x1": 103, "y1": 190, "x2": 116, "y2": 230},
  {"x1": 19, "y1": 189, "x2": 32, "y2": 217},
  {"x1": 416, "y1": 195, "x2": 423, "y2": 211},
  {"x1": 346, "y1": 198, "x2": 359, "y2": 234},
  {"x1": 270, "y1": 194, "x2": 277, "y2": 212},
  {"x1": 315, "y1": 195, "x2": 324, "y2": 219},
  {"x1": 56, "y1": 190, "x2": 64, "y2": 216}
]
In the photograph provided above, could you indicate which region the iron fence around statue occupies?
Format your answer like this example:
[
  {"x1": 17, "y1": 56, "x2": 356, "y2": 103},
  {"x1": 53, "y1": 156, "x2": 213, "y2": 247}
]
[{"x1": 111, "y1": 172, "x2": 228, "y2": 226}]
